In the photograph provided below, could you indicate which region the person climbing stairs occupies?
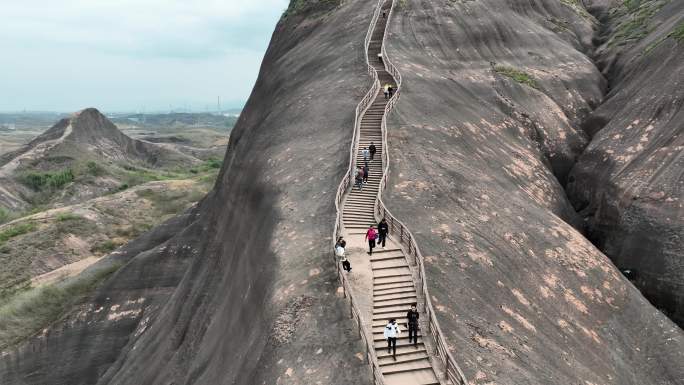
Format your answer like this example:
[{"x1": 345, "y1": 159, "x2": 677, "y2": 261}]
[{"x1": 340, "y1": 1, "x2": 442, "y2": 383}]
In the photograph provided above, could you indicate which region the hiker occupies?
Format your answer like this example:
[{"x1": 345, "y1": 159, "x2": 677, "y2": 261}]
[
  {"x1": 354, "y1": 167, "x2": 364, "y2": 190},
  {"x1": 336, "y1": 237, "x2": 351, "y2": 272},
  {"x1": 335, "y1": 236, "x2": 346, "y2": 250},
  {"x1": 382, "y1": 10, "x2": 387, "y2": 18},
  {"x1": 383, "y1": 84, "x2": 390, "y2": 99},
  {"x1": 362, "y1": 147, "x2": 370, "y2": 167},
  {"x1": 388, "y1": 84, "x2": 394, "y2": 98},
  {"x1": 378, "y1": 52, "x2": 383, "y2": 64},
  {"x1": 406, "y1": 303, "x2": 419, "y2": 347},
  {"x1": 377, "y1": 218, "x2": 389, "y2": 248},
  {"x1": 369, "y1": 142, "x2": 377, "y2": 160},
  {"x1": 384, "y1": 318, "x2": 401, "y2": 359},
  {"x1": 362, "y1": 164, "x2": 369, "y2": 184},
  {"x1": 341, "y1": 256, "x2": 352, "y2": 272},
  {"x1": 365, "y1": 225, "x2": 378, "y2": 255}
]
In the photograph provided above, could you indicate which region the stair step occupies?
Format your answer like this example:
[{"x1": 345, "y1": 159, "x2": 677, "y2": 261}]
[
  {"x1": 380, "y1": 359, "x2": 433, "y2": 375},
  {"x1": 374, "y1": 291, "x2": 417, "y2": 302},
  {"x1": 372, "y1": 262, "x2": 409, "y2": 270},
  {"x1": 370, "y1": 253, "x2": 405, "y2": 262},
  {"x1": 373, "y1": 316, "x2": 409, "y2": 325},
  {"x1": 374, "y1": 306, "x2": 415, "y2": 316},
  {"x1": 374, "y1": 270, "x2": 412, "y2": 279},
  {"x1": 373, "y1": 281, "x2": 414, "y2": 291},
  {"x1": 374, "y1": 286, "x2": 415, "y2": 297},
  {"x1": 373, "y1": 339, "x2": 424, "y2": 350},
  {"x1": 371, "y1": 259, "x2": 407, "y2": 270},
  {"x1": 343, "y1": 213, "x2": 376, "y2": 220},
  {"x1": 377, "y1": 348, "x2": 428, "y2": 361},
  {"x1": 382, "y1": 368, "x2": 439, "y2": 385},
  {"x1": 374, "y1": 298, "x2": 418, "y2": 309},
  {"x1": 374, "y1": 276, "x2": 413, "y2": 286}
]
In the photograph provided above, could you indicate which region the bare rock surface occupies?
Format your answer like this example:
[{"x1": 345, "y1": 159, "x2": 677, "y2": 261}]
[
  {"x1": 1, "y1": 0, "x2": 375, "y2": 384},
  {"x1": 567, "y1": 0, "x2": 684, "y2": 326},
  {"x1": 383, "y1": 0, "x2": 683, "y2": 384},
  {"x1": 1, "y1": 0, "x2": 682, "y2": 384}
]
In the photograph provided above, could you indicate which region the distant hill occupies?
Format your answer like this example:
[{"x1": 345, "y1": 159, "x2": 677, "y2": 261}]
[
  {"x1": 0, "y1": 108, "x2": 200, "y2": 210},
  {"x1": 110, "y1": 112, "x2": 237, "y2": 131}
]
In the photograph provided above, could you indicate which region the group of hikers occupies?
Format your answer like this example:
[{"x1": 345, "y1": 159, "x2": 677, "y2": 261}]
[
  {"x1": 383, "y1": 83, "x2": 394, "y2": 99},
  {"x1": 333, "y1": 217, "x2": 389, "y2": 273},
  {"x1": 354, "y1": 142, "x2": 377, "y2": 189},
  {"x1": 335, "y1": 235, "x2": 421, "y2": 359},
  {"x1": 384, "y1": 304, "x2": 420, "y2": 359}
]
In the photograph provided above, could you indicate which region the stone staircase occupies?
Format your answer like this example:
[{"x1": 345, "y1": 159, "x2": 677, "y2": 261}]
[{"x1": 340, "y1": 1, "x2": 441, "y2": 384}]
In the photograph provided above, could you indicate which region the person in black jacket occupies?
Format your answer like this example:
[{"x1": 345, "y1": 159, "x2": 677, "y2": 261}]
[
  {"x1": 406, "y1": 304, "x2": 419, "y2": 347},
  {"x1": 377, "y1": 218, "x2": 389, "y2": 248},
  {"x1": 369, "y1": 142, "x2": 377, "y2": 160}
]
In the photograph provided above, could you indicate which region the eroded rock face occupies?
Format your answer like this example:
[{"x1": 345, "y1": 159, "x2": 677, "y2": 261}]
[
  {"x1": 384, "y1": 0, "x2": 683, "y2": 384},
  {"x1": 0, "y1": 1, "x2": 376, "y2": 383},
  {"x1": 567, "y1": 0, "x2": 684, "y2": 326}
]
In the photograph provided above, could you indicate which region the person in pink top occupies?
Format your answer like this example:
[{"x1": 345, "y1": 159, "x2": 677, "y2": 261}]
[{"x1": 365, "y1": 225, "x2": 378, "y2": 255}]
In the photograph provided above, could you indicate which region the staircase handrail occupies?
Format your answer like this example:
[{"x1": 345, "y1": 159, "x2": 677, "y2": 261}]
[
  {"x1": 373, "y1": 2, "x2": 469, "y2": 384},
  {"x1": 331, "y1": 0, "x2": 386, "y2": 383}
]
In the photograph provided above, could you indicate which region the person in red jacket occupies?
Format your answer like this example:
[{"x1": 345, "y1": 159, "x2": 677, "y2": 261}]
[{"x1": 364, "y1": 225, "x2": 378, "y2": 255}]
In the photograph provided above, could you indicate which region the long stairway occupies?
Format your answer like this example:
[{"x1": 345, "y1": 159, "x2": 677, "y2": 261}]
[{"x1": 341, "y1": 1, "x2": 441, "y2": 384}]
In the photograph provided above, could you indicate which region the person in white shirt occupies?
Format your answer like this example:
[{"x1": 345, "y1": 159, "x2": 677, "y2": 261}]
[
  {"x1": 383, "y1": 318, "x2": 401, "y2": 359},
  {"x1": 362, "y1": 147, "x2": 370, "y2": 168}
]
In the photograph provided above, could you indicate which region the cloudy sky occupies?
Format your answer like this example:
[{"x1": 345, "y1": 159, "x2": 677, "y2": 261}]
[{"x1": 0, "y1": 0, "x2": 289, "y2": 112}]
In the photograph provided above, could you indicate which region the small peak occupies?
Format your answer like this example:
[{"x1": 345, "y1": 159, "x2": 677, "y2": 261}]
[{"x1": 73, "y1": 107, "x2": 103, "y2": 119}]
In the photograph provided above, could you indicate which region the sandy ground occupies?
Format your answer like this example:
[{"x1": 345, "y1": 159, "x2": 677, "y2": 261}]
[{"x1": 31, "y1": 256, "x2": 101, "y2": 286}]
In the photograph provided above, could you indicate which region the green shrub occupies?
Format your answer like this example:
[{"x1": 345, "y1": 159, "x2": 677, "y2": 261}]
[
  {"x1": 623, "y1": 0, "x2": 640, "y2": 11},
  {"x1": 204, "y1": 158, "x2": 222, "y2": 169},
  {"x1": 672, "y1": 21, "x2": 684, "y2": 42},
  {"x1": 0, "y1": 222, "x2": 37, "y2": 246},
  {"x1": 85, "y1": 161, "x2": 105, "y2": 176},
  {"x1": 0, "y1": 263, "x2": 122, "y2": 349},
  {"x1": 494, "y1": 65, "x2": 540, "y2": 89},
  {"x1": 91, "y1": 240, "x2": 122, "y2": 254},
  {"x1": 0, "y1": 208, "x2": 9, "y2": 224},
  {"x1": 18, "y1": 169, "x2": 74, "y2": 191}
]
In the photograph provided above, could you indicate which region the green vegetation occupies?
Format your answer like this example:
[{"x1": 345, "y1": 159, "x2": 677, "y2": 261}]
[
  {"x1": 623, "y1": 0, "x2": 641, "y2": 11},
  {"x1": 56, "y1": 212, "x2": 83, "y2": 222},
  {"x1": 643, "y1": 20, "x2": 684, "y2": 55},
  {"x1": 136, "y1": 188, "x2": 205, "y2": 215},
  {"x1": 610, "y1": 0, "x2": 667, "y2": 47},
  {"x1": 85, "y1": 161, "x2": 105, "y2": 176},
  {"x1": 18, "y1": 169, "x2": 74, "y2": 191},
  {"x1": 0, "y1": 208, "x2": 9, "y2": 224},
  {"x1": 0, "y1": 263, "x2": 122, "y2": 349},
  {"x1": 91, "y1": 240, "x2": 122, "y2": 254},
  {"x1": 672, "y1": 21, "x2": 684, "y2": 41},
  {"x1": 494, "y1": 65, "x2": 540, "y2": 90},
  {"x1": 115, "y1": 223, "x2": 153, "y2": 238},
  {"x1": 189, "y1": 158, "x2": 223, "y2": 174},
  {"x1": 0, "y1": 222, "x2": 37, "y2": 246},
  {"x1": 559, "y1": 0, "x2": 593, "y2": 21}
]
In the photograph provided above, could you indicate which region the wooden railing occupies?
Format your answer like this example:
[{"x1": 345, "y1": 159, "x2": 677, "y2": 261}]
[
  {"x1": 331, "y1": 0, "x2": 386, "y2": 383},
  {"x1": 372, "y1": 2, "x2": 470, "y2": 385}
]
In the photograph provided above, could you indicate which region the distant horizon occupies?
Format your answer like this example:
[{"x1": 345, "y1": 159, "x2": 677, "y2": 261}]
[
  {"x1": 0, "y1": 106, "x2": 244, "y2": 115},
  {"x1": 0, "y1": 0, "x2": 288, "y2": 112}
]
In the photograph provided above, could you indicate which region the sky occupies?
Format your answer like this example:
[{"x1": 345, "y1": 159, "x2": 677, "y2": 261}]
[{"x1": 0, "y1": 0, "x2": 289, "y2": 113}]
